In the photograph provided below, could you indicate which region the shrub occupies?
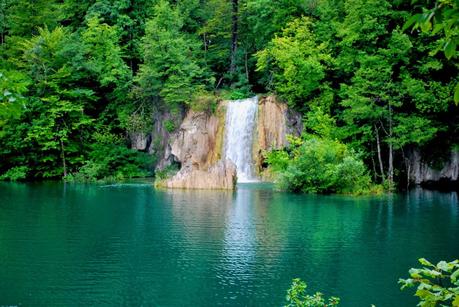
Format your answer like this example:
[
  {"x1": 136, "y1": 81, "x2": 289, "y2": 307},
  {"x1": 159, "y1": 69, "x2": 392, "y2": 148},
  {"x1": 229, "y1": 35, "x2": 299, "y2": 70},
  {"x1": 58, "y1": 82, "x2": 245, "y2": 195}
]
[
  {"x1": 153, "y1": 163, "x2": 180, "y2": 187},
  {"x1": 399, "y1": 258, "x2": 459, "y2": 306},
  {"x1": 0, "y1": 166, "x2": 29, "y2": 181},
  {"x1": 69, "y1": 130, "x2": 154, "y2": 182},
  {"x1": 164, "y1": 119, "x2": 176, "y2": 133},
  {"x1": 267, "y1": 136, "x2": 374, "y2": 194},
  {"x1": 285, "y1": 278, "x2": 340, "y2": 307},
  {"x1": 190, "y1": 90, "x2": 218, "y2": 113},
  {"x1": 264, "y1": 149, "x2": 290, "y2": 173}
]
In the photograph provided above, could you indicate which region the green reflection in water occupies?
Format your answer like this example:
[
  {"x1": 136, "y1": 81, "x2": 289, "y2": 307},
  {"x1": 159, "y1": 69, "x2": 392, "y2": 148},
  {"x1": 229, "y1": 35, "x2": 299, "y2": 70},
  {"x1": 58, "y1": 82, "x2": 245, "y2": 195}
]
[{"x1": 0, "y1": 182, "x2": 457, "y2": 306}]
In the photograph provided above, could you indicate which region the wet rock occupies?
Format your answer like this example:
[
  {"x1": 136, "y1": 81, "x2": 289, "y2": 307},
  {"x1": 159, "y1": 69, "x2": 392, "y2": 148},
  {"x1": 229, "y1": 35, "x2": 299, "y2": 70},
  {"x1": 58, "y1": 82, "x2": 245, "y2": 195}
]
[{"x1": 161, "y1": 159, "x2": 237, "y2": 190}]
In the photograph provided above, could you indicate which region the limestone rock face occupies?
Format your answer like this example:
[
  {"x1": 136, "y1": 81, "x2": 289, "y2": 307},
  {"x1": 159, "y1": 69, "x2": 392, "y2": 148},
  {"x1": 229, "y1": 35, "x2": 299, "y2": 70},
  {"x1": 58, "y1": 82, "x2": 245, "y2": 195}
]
[
  {"x1": 128, "y1": 111, "x2": 184, "y2": 169},
  {"x1": 409, "y1": 149, "x2": 459, "y2": 185},
  {"x1": 159, "y1": 105, "x2": 231, "y2": 189},
  {"x1": 254, "y1": 96, "x2": 302, "y2": 173},
  {"x1": 162, "y1": 159, "x2": 237, "y2": 190},
  {"x1": 170, "y1": 109, "x2": 223, "y2": 170},
  {"x1": 255, "y1": 96, "x2": 302, "y2": 150},
  {"x1": 150, "y1": 95, "x2": 300, "y2": 189},
  {"x1": 257, "y1": 96, "x2": 288, "y2": 151},
  {"x1": 129, "y1": 132, "x2": 149, "y2": 151}
]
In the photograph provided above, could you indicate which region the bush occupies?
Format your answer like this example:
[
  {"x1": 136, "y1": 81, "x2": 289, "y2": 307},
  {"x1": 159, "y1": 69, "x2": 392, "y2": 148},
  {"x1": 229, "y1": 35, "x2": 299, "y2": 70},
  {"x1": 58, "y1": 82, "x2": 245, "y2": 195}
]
[
  {"x1": 267, "y1": 136, "x2": 374, "y2": 194},
  {"x1": 164, "y1": 119, "x2": 176, "y2": 133},
  {"x1": 399, "y1": 258, "x2": 459, "y2": 306},
  {"x1": 0, "y1": 166, "x2": 29, "y2": 181},
  {"x1": 190, "y1": 90, "x2": 218, "y2": 113},
  {"x1": 69, "y1": 130, "x2": 154, "y2": 182},
  {"x1": 264, "y1": 149, "x2": 290, "y2": 173},
  {"x1": 285, "y1": 278, "x2": 340, "y2": 307}
]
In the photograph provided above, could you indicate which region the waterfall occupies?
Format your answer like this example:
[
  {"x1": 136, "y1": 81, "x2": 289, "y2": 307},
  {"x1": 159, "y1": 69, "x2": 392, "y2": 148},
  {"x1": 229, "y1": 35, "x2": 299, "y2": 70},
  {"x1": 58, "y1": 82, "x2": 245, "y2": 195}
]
[{"x1": 224, "y1": 96, "x2": 259, "y2": 183}]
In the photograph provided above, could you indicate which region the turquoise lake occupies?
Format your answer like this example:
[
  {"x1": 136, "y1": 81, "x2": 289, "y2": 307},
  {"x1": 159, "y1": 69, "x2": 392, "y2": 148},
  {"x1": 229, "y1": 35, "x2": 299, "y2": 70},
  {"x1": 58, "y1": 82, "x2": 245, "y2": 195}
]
[{"x1": 0, "y1": 182, "x2": 458, "y2": 306}]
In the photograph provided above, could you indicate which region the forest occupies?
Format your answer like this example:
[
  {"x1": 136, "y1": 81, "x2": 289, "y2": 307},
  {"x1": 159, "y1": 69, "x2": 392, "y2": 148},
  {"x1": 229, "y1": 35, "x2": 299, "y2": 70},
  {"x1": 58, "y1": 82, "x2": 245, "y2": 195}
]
[{"x1": 0, "y1": 0, "x2": 457, "y2": 190}]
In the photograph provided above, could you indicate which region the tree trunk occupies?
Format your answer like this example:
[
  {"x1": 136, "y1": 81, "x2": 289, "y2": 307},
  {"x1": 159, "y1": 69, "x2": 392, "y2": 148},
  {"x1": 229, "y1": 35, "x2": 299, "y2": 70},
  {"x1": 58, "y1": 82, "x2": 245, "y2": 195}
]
[
  {"x1": 370, "y1": 146, "x2": 377, "y2": 182},
  {"x1": 60, "y1": 139, "x2": 67, "y2": 178},
  {"x1": 375, "y1": 124, "x2": 385, "y2": 183},
  {"x1": 230, "y1": 0, "x2": 238, "y2": 74},
  {"x1": 387, "y1": 102, "x2": 394, "y2": 187},
  {"x1": 244, "y1": 50, "x2": 249, "y2": 82}
]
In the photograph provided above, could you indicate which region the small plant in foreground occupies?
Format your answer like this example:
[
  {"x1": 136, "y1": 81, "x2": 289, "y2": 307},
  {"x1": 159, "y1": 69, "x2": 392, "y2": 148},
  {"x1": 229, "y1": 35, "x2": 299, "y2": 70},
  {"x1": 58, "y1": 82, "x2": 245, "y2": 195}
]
[
  {"x1": 399, "y1": 258, "x2": 459, "y2": 306},
  {"x1": 285, "y1": 278, "x2": 340, "y2": 307}
]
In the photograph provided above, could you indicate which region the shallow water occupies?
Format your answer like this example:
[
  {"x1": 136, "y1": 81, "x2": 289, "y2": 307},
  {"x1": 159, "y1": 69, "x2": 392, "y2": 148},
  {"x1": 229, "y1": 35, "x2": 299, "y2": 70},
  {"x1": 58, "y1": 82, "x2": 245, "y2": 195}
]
[{"x1": 0, "y1": 182, "x2": 457, "y2": 306}]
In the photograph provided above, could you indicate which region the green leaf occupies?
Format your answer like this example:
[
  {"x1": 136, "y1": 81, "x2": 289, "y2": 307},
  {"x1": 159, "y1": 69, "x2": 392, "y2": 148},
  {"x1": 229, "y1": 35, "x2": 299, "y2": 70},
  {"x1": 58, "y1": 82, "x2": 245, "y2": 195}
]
[
  {"x1": 403, "y1": 14, "x2": 422, "y2": 31},
  {"x1": 444, "y1": 40, "x2": 457, "y2": 59},
  {"x1": 419, "y1": 258, "x2": 435, "y2": 267},
  {"x1": 437, "y1": 261, "x2": 449, "y2": 272},
  {"x1": 454, "y1": 82, "x2": 459, "y2": 105},
  {"x1": 453, "y1": 295, "x2": 459, "y2": 307},
  {"x1": 432, "y1": 23, "x2": 444, "y2": 35},
  {"x1": 451, "y1": 268, "x2": 459, "y2": 282}
]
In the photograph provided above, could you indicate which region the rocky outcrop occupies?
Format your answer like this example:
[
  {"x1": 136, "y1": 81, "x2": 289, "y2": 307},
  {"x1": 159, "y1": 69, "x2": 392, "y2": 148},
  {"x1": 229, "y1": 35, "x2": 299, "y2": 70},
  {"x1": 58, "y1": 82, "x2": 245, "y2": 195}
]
[
  {"x1": 255, "y1": 96, "x2": 302, "y2": 151},
  {"x1": 159, "y1": 105, "x2": 233, "y2": 189},
  {"x1": 133, "y1": 95, "x2": 300, "y2": 189},
  {"x1": 254, "y1": 96, "x2": 302, "y2": 174},
  {"x1": 169, "y1": 108, "x2": 225, "y2": 170},
  {"x1": 160, "y1": 159, "x2": 237, "y2": 190},
  {"x1": 408, "y1": 149, "x2": 459, "y2": 186},
  {"x1": 128, "y1": 111, "x2": 184, "y2": 169},
  {"x1": 129, "y1": 132, "x2": 149, "y2": 151}
]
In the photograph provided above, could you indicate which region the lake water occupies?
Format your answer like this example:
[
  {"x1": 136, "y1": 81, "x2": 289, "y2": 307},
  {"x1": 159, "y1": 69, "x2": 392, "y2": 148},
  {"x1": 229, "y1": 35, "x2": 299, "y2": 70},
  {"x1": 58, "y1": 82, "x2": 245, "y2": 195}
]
[{"x1": 0, "y1": 182, "x2": 458, "y2": 306}]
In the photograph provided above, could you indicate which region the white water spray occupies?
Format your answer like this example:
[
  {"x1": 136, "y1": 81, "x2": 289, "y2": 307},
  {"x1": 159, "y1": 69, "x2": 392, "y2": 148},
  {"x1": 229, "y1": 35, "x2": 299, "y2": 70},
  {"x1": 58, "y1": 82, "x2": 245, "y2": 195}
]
[{"x1": 224, "y1": 96, "x2": 259, "y2": 183}]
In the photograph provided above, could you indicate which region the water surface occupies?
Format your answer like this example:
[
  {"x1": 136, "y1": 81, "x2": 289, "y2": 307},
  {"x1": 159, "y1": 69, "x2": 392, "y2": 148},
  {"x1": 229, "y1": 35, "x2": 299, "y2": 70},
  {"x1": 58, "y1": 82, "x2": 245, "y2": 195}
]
[{"x1": 0, "y1": 182, "x2": 458, "y2": 306}]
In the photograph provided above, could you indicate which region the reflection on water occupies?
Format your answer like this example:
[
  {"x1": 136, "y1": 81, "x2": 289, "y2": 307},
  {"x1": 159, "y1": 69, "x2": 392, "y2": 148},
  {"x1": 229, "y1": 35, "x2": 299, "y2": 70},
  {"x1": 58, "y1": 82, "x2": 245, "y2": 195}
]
[
  {"x1": 221, "y1": 187, "x2": 256, "y2": 293},
  {"x1": 0, "y1": 182, "x2": 457, "y2": 306}
]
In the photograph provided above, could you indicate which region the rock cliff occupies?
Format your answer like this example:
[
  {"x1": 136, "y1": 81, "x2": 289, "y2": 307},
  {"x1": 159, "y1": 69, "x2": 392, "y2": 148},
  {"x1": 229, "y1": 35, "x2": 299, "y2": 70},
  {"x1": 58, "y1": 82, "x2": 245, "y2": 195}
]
[
  {"x1": 408, "y1": 149, "x2": 459, "y2": 187},
  {"x1": 254, "y1": 96, "x2": 302, "y2": 173},
  {"x1": 169, "y1": 107, "x2": 225, "y2": 170},
  {"x1": 157, "y1": 104, "x2": 233, "y2": 189},
  {"x1": 139, "y1": 95, "x2": 301, "y2": 189}
]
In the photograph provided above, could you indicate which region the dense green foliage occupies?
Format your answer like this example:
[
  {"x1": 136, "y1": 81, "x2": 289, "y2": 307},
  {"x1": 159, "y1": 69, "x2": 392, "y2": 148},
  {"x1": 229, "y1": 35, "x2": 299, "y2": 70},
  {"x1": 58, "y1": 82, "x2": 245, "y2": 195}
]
[
  {"x1": 266, "y1": 134, "x2": 375, "y2": 194},
  {"x1": 400, "y1": 258, "x2": 459, "y2": 306},
  {"x1": 257, "y1": 0, "x2": 458, "y2": 189},
  {"x1": 284, "y1": 278, "x2": 340, "y2": 306},
  {"x1": 0, "y1": 0, "x2": 457, "y2": 185},
  {"x1": 404, "y1": 0, "x2": 459, "y2": 102}
]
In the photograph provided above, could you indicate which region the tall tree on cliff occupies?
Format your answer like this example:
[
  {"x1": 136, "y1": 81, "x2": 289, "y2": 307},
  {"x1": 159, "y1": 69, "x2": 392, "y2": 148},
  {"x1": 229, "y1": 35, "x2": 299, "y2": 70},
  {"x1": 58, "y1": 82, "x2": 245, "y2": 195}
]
[
  {"x1": 135, "y1": 0, "x2": 210, "y2": 109},
  {"x1": 230, "y1": 0, "x2": 238, "y2": 76}
]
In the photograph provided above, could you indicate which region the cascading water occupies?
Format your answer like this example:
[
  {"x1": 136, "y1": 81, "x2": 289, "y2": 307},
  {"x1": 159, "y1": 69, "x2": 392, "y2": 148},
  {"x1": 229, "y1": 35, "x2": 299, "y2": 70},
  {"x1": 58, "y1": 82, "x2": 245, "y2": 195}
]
[{"x1": 224, "y1": 96, "x2": 259, "y2": 183}]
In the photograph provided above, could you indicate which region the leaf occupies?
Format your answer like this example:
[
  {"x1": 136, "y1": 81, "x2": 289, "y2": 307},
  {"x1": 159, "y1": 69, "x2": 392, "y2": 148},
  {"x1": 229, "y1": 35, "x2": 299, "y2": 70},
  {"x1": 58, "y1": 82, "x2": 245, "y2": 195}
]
[
  {"x1": 403, "y1": 14, "x2": 422, "y2": 31},
  {"x1": 437, "y1": 261, "x2": 449, "y2": 272},
  {"x1": 453, "y1": 295, "x2": 459, "y2": 307},
  {"x1": 432, "y1": 23, "x2": 444, "y2": 35},
  {"x1": 451, "y1": 268, "x2": 459, "y2": 282},
  {"x1": 444, "y1": 40, "x2": 457, "y2": 59},
  {"x1": 454, "y1": 82, "x2": 459, "y2": 105},
  {"x1": 419, "y1": 258, "x2": 435, "y2": 267}
]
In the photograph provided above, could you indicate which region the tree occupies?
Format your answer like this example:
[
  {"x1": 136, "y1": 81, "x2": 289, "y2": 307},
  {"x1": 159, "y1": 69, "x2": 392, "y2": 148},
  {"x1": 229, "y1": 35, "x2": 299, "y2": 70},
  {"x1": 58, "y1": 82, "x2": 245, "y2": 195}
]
[
  {"x1": 19, "y1": 27, "x2": 93, "y2": 178},
  {"x1": 82, "y1": 15, "x2": 132, "y2": 109},
  {"x1": 256, "y1": 16, "x2": 331, "y2": 109},
  {"x1": 136, "y1": 0, "x2": 210, "y2": 109}
]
